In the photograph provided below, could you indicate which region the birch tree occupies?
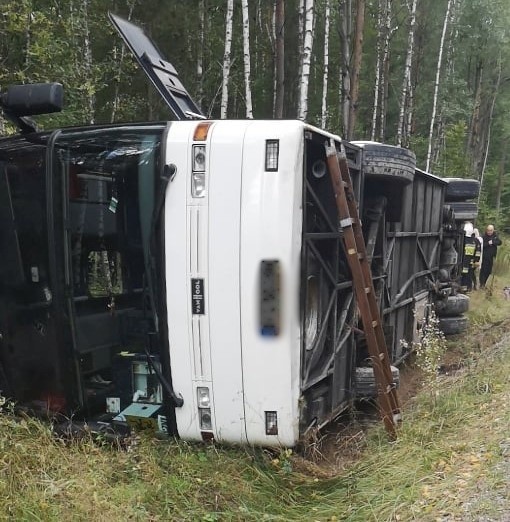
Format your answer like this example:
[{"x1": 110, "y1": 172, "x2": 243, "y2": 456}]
[
  {"x1": 82, "y1": 0, "x2": 95, "y2": 124},
  {"x1": 370, "y1": 0, "x2": 385, "y2": 140},
  {"x1": 241, "y1": 0, "x2": 253, "y2": 118},
  {"x1": 379, "y1": 0, "x2": 393, "y2": 142},
  {"x1": 320, "y1": 0, "x2": 331, "y2": 128},
  {"x1": 197, "y1": 0, "x2": 205, "y2": 109},
  {"x1": 396, "y1": 0, "x2": 417, "y2": 147},
  {"x1": 274, "y1": 0, "x2": 285, "y2": 118},
  {"x1": 426, "y1": 0, "x2": 453, "y2": 172},
  {"x1": 220, "y1": 0, "x2": 234, "y2": 119},
  {"x1": 297, "y1": 0, "x2": 314, "y2": 121},
  {"x1": 338, "y1": 0, "x2": 352, "y2": 135},
  {"x1": 296, "y1": 0, "x2": 305, "y2": 117}
]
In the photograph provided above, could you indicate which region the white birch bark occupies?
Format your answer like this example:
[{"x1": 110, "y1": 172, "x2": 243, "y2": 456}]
[
  {"x1": 426, "y1": 0, "x2": 453, "y2": 172},
  {"x1": 274, "y1": 0, "x2": 285, "y2": 119},
  {"x1": 241, "y1": 0, "x2": 253, "y2": 118},
  {"x1": 298, "y1": 0, "x2": 314, "y2": 121},
  {"x1": 397, "y1": 0, "x2": 417, "y2": 147},
  {"x1": 297, "y1": 0, "x2": 305, "y2": 117},
  {"x1": 197, "y1": 0, "x2": 205, "y2": 109},
  {"x1": 378, "y1": 0, "x2": 393, "y2": 142},
  {"x1": 25, "y1": 10, "x2": 32, "y2": 70},
  {"x1": 82, "y1": 0, "x2": 95, "y2": 124},
  {"x1": 220, "y1": 0, "x2": 234, "y2": 119},
  {"x1": 320, "y1": 0, "x2": 331, "y2": 128},
  {"x1": 370, "y1": 0, "x2": 385, "y2": 141}
]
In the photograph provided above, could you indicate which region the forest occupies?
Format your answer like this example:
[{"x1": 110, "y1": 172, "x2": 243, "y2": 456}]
[{"x1": 0, "y1": 0, "x2": 509, "y2": 227}]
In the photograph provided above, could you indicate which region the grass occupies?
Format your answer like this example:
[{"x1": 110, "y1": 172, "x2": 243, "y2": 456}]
[{"x1": 2, "y1": 270, "x2": 510, "y2": 520}]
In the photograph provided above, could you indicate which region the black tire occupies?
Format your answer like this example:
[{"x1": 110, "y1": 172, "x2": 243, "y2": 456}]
[
  {"x1": 352, "y1": 141, "x2": 416, "y2": 184},
  {"x1": 436, "y1": 294, "x2": 470, "y2": 317},
  {"x1": 443, "y1": 178, "x2": 480, "y2": 202},
  {"x1": 439, "y1": 315, "x2": 468, "y2": 336},
  {"x1": 449, "y1": 201, "x2": 478, "y2": 221},
  {"x1": 303, "y1": 256, "x2": 329, "y2": 353}
]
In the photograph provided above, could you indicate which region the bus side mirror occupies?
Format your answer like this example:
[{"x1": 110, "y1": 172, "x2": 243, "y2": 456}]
[{"x1": 1, "y1": 83, "x2": 63, "y2": 117}]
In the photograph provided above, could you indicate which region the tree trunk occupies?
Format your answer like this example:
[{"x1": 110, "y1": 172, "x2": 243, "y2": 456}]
[
  {"x1": 320, "y1": 0, "x2": 331, "y2": 128},
  {"x1": 371, "y1": 0, "x2": 385, "y2": 141},
  {"x1": 25, "y1": 9, "x2": 32, "y2": 71},
  {"x1": 378, "y1": 0, "x2": 392, "y2": 142},
  {"x1": 495, "y1": 144, "x2": 506, "y2": 213},
  {"x1": 467, "y1": 60, "x2": 483, "y2": 166},
  {"x1": 426, "y1": 0, "x2": 453, "y2": 172},
  {"x1": 80, "y1": 0, "x2": 95, "y2": 125},
  {"x1": 338, "y1": 0, "x2": 352, "y2": 135},
  {"x1": 296, "y1": 0, "x2": 306, "y2": 118},
  {"x1": 478, "y1": 54, "x2": 502, "y2": 196},
  {"x1": 347, "y1": 0, "x2": 365, "y2": 140},
  {"x1": 274, "y1": 0, "x2": 285, "y2": 118},
  {"x1": 297, "y1": 0, "x2": 315, "y2": 121},
  {"x1": 220, "y1": 0, "x2": 235, "y2": 119},
  {"x1": 197, "y1": 0, "x2": 205, "y2": 109},
  {"x1": 397, "y1": 0, "x2": 417, "y2": 147},
  {"x1": 241, "y1": 0, "x2": 253, "y2": 118}
]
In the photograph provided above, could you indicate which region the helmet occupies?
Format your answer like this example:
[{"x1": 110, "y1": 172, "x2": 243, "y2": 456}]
[{"x1": 464, "y1": 222, "x2": 474, "y2": 236}]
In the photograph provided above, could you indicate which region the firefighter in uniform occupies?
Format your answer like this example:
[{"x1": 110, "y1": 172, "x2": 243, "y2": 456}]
[{"x1": 461, "y1": 222, "x2": 481, "y2": 292}]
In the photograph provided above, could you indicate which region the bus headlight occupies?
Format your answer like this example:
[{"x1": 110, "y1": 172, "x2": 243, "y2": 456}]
[
  {"x1": 197, "y1": 387, "x2": 212, "y2": 431},
  {"x1": 197, "y1": 387, "x2": 210, "y2": 409},
  {"x1": 192, "y1": 145, "x2": 206, "y2": 172},
  {"x1": 192, "y1": 172, "x2": 206, "y2": 198},
  {"x1": 191, "y1": 144, "x2": 206, "y2": 198},
  {"x1": 199, "y1": 408, "x2": 212, "y2": 430}
]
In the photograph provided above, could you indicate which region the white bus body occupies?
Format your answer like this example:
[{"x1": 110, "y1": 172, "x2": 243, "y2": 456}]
[{"x1": 164, "y1": 120, "x2": 349, "y2": 446}]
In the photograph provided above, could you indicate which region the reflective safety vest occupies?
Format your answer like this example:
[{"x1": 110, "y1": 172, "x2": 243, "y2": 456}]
[{"x1": 462, "y1": 236, "x2": 481, "y2": 273}]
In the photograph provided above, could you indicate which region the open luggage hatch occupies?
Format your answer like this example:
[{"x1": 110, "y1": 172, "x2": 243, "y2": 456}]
[{"x1": 109, "y1": 12, "x2": 205, "y2": 121}]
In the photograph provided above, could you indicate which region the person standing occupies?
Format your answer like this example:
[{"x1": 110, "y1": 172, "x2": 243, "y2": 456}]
[
  {"x1": 472, "y1": 228, "x2": 483, "y2": 290},
  {"x1": 479, "y1": 224, "x2": 502, "y2": 288},
  {"x1": 461, "y1": 222, "x2": 481, "y2": 292}
]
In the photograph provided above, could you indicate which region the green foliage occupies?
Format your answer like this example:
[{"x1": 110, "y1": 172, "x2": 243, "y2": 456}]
[
  {"x1": 1, "y1": 0, "x2": 510, "y2": 219},
  {"x1": 434, "y1": 121, "x2": 472, "y2": 177}
]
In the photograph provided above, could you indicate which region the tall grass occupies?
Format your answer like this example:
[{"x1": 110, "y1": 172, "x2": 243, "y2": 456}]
[{"x1": 2, "y1": 259, "x2": 510, "y2": 520}]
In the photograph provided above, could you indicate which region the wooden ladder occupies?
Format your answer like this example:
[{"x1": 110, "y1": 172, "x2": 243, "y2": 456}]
[{"x1": 325, "y1": 139, "x2": 401, "y2": 438}]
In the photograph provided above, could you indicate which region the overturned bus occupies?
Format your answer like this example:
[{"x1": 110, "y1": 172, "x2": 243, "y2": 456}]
[{"x1": 0, "y1": 14, "x2": 476, "y2": 447}]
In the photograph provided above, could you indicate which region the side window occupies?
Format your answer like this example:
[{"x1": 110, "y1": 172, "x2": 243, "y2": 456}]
[
  {"x1": 59, "y1": 131, "x2": 160, "y2": 300},
  {"x1": 69, "y1": 167, "x2": 124, "y2": 297},
  {"x1": 3, "y1": 151, "x2": 49, "y2": 301}
]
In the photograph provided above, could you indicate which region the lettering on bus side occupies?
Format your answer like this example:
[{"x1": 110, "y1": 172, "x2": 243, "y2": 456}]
[{"x1": 191, "y1": 278, "x2": 205, "y2": 315}]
